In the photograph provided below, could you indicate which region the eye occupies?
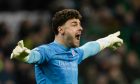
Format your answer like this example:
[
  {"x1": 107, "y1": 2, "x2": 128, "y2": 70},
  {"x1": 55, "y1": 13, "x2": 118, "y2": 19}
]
[
  {"x1": 71, "y1": 23, "x2": 78, "y2": 26},
  {"x1": 72, "y1": 24, "x2": 77, "y2": 26}
]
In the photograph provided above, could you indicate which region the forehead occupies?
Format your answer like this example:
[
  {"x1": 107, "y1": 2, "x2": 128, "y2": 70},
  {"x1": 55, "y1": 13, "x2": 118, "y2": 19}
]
[{"x1": 65, "y1": 18, "x2": 81, "y2": 24}]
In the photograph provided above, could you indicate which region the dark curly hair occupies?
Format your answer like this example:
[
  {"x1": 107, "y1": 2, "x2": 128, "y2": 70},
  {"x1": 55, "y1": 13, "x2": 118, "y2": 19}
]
[{"x1": 52, "y1": 9, "x2": 82, "y2": 35}]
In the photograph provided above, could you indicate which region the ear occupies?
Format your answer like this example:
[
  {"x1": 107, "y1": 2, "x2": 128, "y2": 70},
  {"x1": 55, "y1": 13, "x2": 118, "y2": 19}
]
[{"x1": 58, "y1": 26, "x2": 65, "y2": 35}]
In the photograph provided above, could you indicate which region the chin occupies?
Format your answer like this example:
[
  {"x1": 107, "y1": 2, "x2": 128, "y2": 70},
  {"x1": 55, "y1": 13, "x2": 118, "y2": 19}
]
[
  {"x1": 69, "y1": 43, "x2": 79, "y2": 48},
  {"x1": 69, "y1": 40, "x2": 80, "y2": 48},
  {"x1": 73, "y1": 43, "x2": 80, "y2": 48}
]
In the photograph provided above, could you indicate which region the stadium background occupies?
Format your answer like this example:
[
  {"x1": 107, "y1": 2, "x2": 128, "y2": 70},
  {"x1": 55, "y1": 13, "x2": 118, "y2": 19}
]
[{"x1": 0, "y1": 0, "x2": 140, "y2": 84}]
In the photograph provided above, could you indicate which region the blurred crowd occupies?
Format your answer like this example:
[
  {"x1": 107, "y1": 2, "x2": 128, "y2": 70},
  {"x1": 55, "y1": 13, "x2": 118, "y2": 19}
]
[{"x1": 0, "y1": 0, "x2": 140, "y2": 84}]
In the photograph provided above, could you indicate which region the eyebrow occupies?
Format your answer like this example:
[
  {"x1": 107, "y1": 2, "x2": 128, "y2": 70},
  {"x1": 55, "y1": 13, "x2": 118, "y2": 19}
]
[{"x1": 71, "y1": 21, "x2": 80, "y2": 24}]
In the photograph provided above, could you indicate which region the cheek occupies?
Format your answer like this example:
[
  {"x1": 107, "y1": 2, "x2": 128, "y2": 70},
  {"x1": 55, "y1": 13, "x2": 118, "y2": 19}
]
[
  {"x1": 64, "y1": 27, "x2": 77, "y2": 40},
  {"x1": 65, "y1": 28, "x2": 75, "y2": 36},
  {"x1": 65, "y1": 27, "x2": 76, "y2": 33},
  {"x1": 66, "y1": 32, "x2": 74, "y2": 40}
]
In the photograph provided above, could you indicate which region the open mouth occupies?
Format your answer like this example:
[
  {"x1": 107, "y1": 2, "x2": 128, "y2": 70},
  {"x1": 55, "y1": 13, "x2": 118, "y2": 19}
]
[{"x1": 75, "y1": 33, "x2": 81, "y2": 40}]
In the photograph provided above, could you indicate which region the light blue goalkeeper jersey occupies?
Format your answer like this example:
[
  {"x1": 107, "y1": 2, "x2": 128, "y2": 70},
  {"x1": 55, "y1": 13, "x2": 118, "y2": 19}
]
[{"x1": 27, "y1": 41, "x2": 100, "y2": 84}]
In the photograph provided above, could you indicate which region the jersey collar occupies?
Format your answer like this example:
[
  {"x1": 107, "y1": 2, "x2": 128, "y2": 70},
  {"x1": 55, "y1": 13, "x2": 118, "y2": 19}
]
[{"x1": 53, "y1": 40, "x2": 70, "y2": 51}]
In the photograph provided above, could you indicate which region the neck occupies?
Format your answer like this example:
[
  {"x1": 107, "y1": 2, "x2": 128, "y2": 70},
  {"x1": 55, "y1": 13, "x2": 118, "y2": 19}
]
[{"x1": 54, "y1": 34, "x2": 68, "y2": 48}]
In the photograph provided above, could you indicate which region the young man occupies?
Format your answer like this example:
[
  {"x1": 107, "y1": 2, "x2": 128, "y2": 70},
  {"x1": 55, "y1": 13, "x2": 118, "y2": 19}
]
[{"x1": 11, "y1": 9, "x2": 123, "y2": 84}]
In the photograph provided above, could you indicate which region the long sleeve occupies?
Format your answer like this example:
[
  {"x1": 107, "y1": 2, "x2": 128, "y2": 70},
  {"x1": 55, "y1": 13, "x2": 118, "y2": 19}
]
[
  {"x1": 26, "y1": 46, "x2": 49, "y2": 64},
  {"x1": 79, "y1": 41, "x2": 100, "y2": 60},
  {"x1": 27, "y1": 50, "x2": 42, "y2": 64},
  {"x1": 79, "y1": 31, "x2": 123, "y2": 61}
]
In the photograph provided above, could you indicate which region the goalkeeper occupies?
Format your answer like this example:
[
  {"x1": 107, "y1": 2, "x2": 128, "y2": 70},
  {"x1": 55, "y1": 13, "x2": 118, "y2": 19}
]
[{"x1": 11, "y1": 9, "x2": 123, "y2": 84}]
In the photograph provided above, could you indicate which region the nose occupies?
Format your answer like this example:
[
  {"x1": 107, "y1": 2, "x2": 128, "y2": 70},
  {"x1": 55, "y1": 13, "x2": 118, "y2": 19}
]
[{"x1": 78, "y1": 26, "x2": 83, "y2": 31}]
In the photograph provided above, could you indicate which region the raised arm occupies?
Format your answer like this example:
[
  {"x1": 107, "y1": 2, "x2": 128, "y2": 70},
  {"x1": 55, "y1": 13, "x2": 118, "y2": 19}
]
[{"x1": 79, "y1": 31, "x2": 123, "y2": 60}]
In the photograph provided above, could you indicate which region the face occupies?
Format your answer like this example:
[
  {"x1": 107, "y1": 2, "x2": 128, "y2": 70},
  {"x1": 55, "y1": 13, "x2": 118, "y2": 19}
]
[{"x1": 60, "y1": 18, "x2": 83, "y2": 48}]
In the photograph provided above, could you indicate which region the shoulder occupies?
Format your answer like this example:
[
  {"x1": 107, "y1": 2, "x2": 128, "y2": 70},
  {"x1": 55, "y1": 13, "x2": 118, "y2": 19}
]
[
  {"x1": 33, "y1": 42, "x2": 58, "y2": 56},
  {"x1": 74, "y1": 47, "x2": 83, "y2": 53},
  {"x1": 33, "y1": 42, "x2": 54, "y2": 51},
  {"x1": 31, "y1": 42, "x2": 56, "y2": 60},
  {"x1": 72, "y1": 48, "x2": 84, "y2": 56}
]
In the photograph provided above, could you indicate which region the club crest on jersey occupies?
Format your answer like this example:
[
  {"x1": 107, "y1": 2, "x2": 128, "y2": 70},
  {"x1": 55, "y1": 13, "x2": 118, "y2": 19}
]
[{"x1": 72, "y1": 50, "x2": 76, "y2": 56}]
